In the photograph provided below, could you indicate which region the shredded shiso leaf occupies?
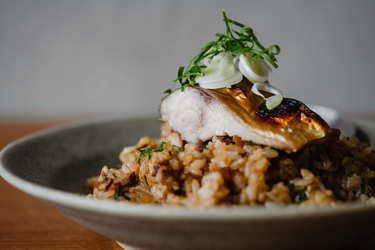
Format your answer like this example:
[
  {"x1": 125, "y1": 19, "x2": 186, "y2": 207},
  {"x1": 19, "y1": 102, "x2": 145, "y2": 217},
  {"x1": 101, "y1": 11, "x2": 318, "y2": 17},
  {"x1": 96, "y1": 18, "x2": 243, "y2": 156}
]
[{"x1": 173, "y1": 11, "x2": 280, "y2": 92}]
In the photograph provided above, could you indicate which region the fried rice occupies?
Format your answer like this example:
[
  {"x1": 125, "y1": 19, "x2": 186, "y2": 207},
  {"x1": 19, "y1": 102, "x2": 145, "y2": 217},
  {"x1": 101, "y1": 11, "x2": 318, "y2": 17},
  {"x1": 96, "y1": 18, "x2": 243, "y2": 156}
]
[{"x1": 86, "y1": 123, "x2": 375, "y2": 207}]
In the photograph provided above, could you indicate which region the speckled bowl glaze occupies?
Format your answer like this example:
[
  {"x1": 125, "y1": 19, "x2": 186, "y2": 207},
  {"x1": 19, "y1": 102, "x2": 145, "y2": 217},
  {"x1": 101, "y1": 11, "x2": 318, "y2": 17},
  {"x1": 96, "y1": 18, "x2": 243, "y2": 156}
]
[{"x1": 1, "y1": 116, "x2": 375, "y2": 250}]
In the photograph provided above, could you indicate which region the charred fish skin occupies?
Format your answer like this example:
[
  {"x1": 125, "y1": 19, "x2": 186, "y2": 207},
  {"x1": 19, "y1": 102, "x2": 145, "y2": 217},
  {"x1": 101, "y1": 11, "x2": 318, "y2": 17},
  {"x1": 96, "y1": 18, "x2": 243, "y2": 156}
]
[
  {"x1": 256, "y1": 98, "x2": 327, "y2": 127},
  {"x1": 256, "y1": 97, "x2": 340, "y2": 146}
]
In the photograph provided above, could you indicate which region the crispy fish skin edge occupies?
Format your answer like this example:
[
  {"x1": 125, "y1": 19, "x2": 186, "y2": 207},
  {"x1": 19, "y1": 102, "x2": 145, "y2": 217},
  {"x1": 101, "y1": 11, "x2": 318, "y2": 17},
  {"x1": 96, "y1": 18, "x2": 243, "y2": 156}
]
[{"x1": 256, "y1": 97, "x2": 340, "y2": 144}]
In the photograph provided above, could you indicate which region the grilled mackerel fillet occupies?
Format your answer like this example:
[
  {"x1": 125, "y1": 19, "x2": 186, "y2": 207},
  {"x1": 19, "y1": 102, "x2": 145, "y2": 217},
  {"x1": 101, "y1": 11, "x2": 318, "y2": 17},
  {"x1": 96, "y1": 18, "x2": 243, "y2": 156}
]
[{"x1": 161, "y1": 80, "x2": 339, "y2": 152}]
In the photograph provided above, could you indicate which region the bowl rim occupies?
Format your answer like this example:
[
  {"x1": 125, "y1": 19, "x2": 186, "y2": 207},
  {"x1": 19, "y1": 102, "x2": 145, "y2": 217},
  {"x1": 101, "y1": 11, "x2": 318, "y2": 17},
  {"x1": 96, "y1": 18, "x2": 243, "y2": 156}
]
[{"x1": 1, "y1": 116, "x2": 375, "y2": 221}]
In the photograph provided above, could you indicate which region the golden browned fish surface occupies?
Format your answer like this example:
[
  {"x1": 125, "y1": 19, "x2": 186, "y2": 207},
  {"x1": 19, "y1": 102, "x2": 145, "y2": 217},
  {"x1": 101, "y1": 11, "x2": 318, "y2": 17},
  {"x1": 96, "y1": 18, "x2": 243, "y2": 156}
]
[{"x1": 160, "y1": 80, "x2": 339, "y2": 152}]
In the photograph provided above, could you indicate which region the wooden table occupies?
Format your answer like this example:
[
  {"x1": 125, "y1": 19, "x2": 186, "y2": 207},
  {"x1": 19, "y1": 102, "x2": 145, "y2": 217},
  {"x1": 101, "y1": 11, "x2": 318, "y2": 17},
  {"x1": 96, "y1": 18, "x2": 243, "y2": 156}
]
[{"x1": 0, "y1": 121, "x2": 122, "y2": 250}]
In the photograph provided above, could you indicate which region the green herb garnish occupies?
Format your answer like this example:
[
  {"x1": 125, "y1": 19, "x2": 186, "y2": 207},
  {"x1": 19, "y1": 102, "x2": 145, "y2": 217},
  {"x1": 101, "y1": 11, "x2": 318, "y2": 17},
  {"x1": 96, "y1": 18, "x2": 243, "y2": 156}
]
[
  {"x1": 163, "y1": 89, "x2": 172, "y2": 95},
  {"x1": 112, "y1": 173, "x2": 117, "y2": 178},
  {"x1": 174, "y1": 11, "x2": 280, "y2": 91},
  {"x1": 114, "y1": 164, "x2": 122, "y2": 169},
  {"x1": 173, "y1": 145, "x2": 182, "y2": 151},
  {"x1": 114, "y1": 190, "x2": 119, "y2": 200},
  {"x1": 137, "y1": 141, "x2": 167, "y2": 163}
]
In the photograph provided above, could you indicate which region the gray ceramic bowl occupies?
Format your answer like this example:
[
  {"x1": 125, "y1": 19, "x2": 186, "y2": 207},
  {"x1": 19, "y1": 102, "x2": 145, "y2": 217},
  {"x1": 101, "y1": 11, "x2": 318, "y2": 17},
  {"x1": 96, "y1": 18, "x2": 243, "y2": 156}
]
[{"x1": 1, "y1": 117, "x2": 375, "y2": 250}]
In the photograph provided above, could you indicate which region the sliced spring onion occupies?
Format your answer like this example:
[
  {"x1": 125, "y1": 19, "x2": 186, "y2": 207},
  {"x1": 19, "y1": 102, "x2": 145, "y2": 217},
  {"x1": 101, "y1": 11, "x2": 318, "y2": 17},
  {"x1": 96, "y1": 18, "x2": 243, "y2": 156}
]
[
  {"x1": 196, "y1": 52, "x2": 283, "y2": 110},
  {"x1": 266, "y1": 94, "x2": 283, "y2": 110},
  {"x1": 196, "y1": 53, "x2": 243, "y2": 89},
  {"x1": 251, "y1": 82, "x2": 283, "y2": 97},
  {"x1": 251, "y1": 82, "x2": 284, "y2": 110},
  {"x1": 238, "y1": 54, "x2": 271, "y2": 83}
]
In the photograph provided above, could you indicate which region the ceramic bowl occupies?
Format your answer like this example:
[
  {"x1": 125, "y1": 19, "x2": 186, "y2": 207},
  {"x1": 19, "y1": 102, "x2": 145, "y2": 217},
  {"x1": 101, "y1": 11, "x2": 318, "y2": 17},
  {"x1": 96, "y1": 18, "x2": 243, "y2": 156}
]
[{"x1": 1, "y1": 117, "x2": 375, "y2": 250}]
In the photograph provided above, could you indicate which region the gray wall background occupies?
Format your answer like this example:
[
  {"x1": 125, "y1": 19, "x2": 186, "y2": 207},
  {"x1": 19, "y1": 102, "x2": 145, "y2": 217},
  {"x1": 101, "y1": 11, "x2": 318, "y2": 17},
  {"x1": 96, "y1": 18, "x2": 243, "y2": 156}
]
[{"x1": 0, "y1": 0, "x2": 374, "y2": 119}]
